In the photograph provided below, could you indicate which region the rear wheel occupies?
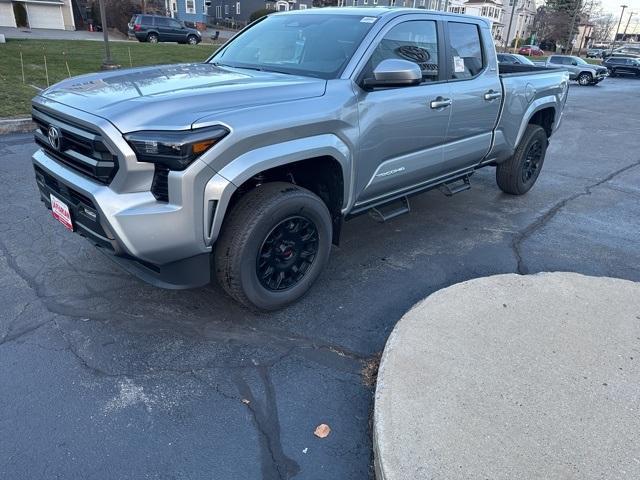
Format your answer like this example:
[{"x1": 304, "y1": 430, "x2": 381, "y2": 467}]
[
  {"x1": 147, "y1": 33, "x2": 159, "y2": 43},
  {"x1": 609, "y1": 68, "x2": 617, "y2": 77},
  {"x1": 215, "y1": 182, "x2": 332, "y2": 311},
  {"x1": 577, "y1": 72, "x2": 592, "y2": 86},
  {"x1": 496, "y1": 124, "x2": 548, "y2": 195}
]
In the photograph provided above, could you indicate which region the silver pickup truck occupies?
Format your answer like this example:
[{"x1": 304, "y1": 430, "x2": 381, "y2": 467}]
[{"x1": 31, "y1": 8, "x2": 569, "y2": 310}]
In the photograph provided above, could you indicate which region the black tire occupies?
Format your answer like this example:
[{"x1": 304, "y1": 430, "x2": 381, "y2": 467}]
[
  {"x1": 215, "y1": 182, "x2": 332, "y2": 311},
  {"x1": 609, "y1": 69, "x2": 616, "y2": 77},
  {"x1": 496, "y1": 124, "x2": 548, "y2": 195},
  {"x1": 577, "y1": 72, "x2": 592, "y2": 86},
  {"x1": 187, "y1": 35, "x2": 198, "y2": 45},
  {"x1": 147, "y1": 33, "x2": 159, "y2": 43}
]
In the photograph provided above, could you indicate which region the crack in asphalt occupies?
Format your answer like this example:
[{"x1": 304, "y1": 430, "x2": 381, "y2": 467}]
[
  {"x1": 232, "y1": 367, "x2": 300, "y2": 480},
  {"x1": 512, "y1": 160, "x2": 640, "y2": 275}
]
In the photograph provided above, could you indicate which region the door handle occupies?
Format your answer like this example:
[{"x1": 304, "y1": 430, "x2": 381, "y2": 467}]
[
  {"x1": 484, "y1": 90, "x2": 502, "y2": 101},
  {"x1": 430, "y1": 97, "x2": 452, "y2": 109}
]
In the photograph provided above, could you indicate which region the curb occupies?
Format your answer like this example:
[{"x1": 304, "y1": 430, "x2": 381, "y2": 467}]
[
  {"x1": 0, "y1": 118, "x2": 35, "y2": 135},
  {"x1": 374, "y1": 272, "x2": 640, "y2": 480}
]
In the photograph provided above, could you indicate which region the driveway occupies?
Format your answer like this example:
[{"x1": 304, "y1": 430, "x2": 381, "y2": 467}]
[{"x1": 1, "y1": 78, "x2": 639, "y2": 479}]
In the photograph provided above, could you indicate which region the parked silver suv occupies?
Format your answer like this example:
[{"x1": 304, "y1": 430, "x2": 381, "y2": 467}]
[
  {"x1": 544, "y1": 55, "x2": 608, "y2": 85},
  {"x1": 31, "y1": 8, "x2": 568, "y2": 310}
]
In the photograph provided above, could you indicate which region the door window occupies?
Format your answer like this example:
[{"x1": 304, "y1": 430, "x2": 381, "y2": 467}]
[
  {"x1": 364, "y1": 20, "x2": 440, "y2": 83},
  {"x1": 446, "y1": 22, "x2": 483, "y2": 79}
]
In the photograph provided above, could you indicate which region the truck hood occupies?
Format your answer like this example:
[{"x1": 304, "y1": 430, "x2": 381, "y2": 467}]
[{"x1": 37, "y1": 63, "x2": 327, "y2": 133}]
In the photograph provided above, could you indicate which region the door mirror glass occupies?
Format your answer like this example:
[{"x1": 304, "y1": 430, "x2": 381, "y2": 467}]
[{"x1": 364, "y1": 59, "x2": 422, "y2": 89}]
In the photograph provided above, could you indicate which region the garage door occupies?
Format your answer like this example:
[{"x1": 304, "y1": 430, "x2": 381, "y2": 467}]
[
  {"x1": 0, "y1": 3, "x2": 17, "y2": 27},
  {"x1": 26, "y1": 3, "x2": 63, "y2": 29}
]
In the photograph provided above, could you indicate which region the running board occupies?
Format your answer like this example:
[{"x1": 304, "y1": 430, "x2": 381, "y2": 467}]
[
  {"x1": 438, "y1": 175, "x2": 471, "y2": 196},
  {"x1": 368, "y1": 196, "x2": 410, "y2": 223}
]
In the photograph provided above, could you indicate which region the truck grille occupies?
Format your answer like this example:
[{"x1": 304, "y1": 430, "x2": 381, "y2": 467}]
[{"x1": 32, "y1": 107, "x2": 119, "y2": 184}]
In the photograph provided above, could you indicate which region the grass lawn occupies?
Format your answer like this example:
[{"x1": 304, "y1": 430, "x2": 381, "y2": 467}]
[{"x1": 0, "y1": 39, "x2": 219, "y2": 118}]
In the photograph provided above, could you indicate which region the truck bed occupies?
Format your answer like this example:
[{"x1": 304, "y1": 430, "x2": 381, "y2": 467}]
[
  {"x1": 498, "y1": 64, "x2": 559, "y2": 76},
  {"x1": 486, "y1": 65, "x2": 570, "y2": 165}
]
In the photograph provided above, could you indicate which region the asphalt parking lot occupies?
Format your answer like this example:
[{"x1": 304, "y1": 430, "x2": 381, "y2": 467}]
[{"x1": 1, "y1": 77, "x2": 639, "y2": 480}]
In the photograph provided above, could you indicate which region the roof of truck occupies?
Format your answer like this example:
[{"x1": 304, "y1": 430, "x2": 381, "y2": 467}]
[{"x1": 273, "y1": 6, "x2": 490, "y2": 25}]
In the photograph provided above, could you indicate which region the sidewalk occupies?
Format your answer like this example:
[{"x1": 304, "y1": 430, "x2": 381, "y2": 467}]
[
  {"x1": 374, "y1": 272, "x2": 640, "y2": 480},
  {"x1": 0, "y1": 26, "x2": 129, "y2": 42}
]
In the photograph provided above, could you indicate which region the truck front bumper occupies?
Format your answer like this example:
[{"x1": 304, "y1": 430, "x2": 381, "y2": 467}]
[{"x1": 32, "y1": 149, "x2": 216, "y2": 289}]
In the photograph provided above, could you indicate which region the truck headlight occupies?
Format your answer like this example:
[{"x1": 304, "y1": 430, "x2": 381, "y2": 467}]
[{"x1": 124, "y1": 126, "x2": 229, "y2": 171}]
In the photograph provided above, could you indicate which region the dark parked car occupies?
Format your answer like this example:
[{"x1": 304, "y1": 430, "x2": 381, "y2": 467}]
[
  {"x1": 603, "y1": 57, "x2": 640, "y2": 77},
  {"x1": 128, "y1": 14, "x2": 202, "y2": 44},
  {"x1": 518, "y1": 45, "x2": 544, "y2": 56},
  {"x1": 497, "y1": 53, "x2": 535, "y2": 65}
]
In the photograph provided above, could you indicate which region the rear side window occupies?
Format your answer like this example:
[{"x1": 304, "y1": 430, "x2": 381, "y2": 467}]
[
  {"x1": 447, "y1": 22, "x2": 483, "y2": 79},
  {"x1": 366, "y1": 20, "x2": 440, "y2": 83},
  {"x1": 140, "y1": 16, "x2": 153, "y2": 26},
  {"x1": 549, "y1": 56, "x2": 562, "y2": 64},
  {"x1": 156, "y1": 17, "x2": 170, "y2": 26}
]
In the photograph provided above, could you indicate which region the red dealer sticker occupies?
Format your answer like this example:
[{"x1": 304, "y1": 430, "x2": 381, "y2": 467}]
[{"x1": 50, "y1": 194, "x2": 73, "y2": 231}]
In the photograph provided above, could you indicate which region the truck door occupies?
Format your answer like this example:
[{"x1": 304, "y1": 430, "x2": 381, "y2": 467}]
[
  {"x1": 443, "y1": 21, "x2": 502, "y2": 171},
  {"x1": 354, "y1": 17, "x2": 452, "y2": 205}
]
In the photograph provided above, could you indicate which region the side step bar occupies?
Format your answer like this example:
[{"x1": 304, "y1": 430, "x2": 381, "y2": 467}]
[
  {"x1": 369, "y1": 196, "x2": 410, "y2": 223},
  {"x1": 438, "y1": 175, "x2": 471, "y2": 196}
]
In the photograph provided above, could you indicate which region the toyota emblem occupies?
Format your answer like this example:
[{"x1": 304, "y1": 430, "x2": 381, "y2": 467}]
[{"x1": 47, "y1": 125, "x2": 61, "y2": 150}]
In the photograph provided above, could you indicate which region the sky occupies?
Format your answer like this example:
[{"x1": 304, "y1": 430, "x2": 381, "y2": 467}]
[
  {"x1": 599, "y1": 0, "x2": 640, "y2": 15},
  {"x1": 594, "y1": 0, "x2": 640, "y2": 34}
]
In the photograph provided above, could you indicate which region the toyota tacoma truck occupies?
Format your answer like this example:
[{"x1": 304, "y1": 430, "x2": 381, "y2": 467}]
[{"x1": 31, "y1": 8, "x2": 569, "y2": 310}]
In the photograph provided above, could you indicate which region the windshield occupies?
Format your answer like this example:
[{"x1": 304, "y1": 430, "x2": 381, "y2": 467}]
[{"x1": 209, "y1": 14, "x2": 377, "y2": 79}]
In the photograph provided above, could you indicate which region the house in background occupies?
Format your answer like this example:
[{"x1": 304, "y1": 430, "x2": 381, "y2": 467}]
[
  {"x1": 502, "y1": 0, "x2": 536, "y2": 48},
  {"x1": 0, "y1": 0, "x2": 75, "y2": 30},
  {"x1": 171, "y1": 0, "x2": 210, "y2": 29},
  {"x1": 207, "y1": 0, "x2": 310, "y2": 26}
]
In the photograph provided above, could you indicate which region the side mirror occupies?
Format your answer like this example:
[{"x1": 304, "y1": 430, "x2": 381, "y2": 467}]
[
  {"x1": 363, "y1": 59, "x2": 422, "y2": 89},
  {"x1": 571, "y1": 60, "x2": 578, "y2": 66}
]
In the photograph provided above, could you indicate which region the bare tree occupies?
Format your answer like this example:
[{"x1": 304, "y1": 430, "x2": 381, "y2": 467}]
[{"x1": 590, "y1": 11, "x2": 617, "y2": 43}]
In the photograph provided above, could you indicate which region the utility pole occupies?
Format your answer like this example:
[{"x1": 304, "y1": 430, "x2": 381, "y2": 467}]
[
  {"x1": 621, "y1": 11, "x2": 635, "y2": 42},
  {"x1": 99, "y1": 0, "x2": 117, "y2": 69},
  {"x1": 611, "y1": 4, "x2": 628, "y2": 51},
  {"x1": 504, "y1": 0, "x2": 518, "y2": 52}
]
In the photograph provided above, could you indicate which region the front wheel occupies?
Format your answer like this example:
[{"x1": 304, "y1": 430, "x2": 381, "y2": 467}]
[
  {"x1": 496, "y1": 124, "x2": 548, "y2": 195},
  {"x1": 577, "y1": 72, "x2": 592, "y2": 86},
  {"x1": 215, "y1": 182, "x2": 332, "y2": 311},
  {"x1": 187, "y1": 35, "x2": 198, "y2": 45}
]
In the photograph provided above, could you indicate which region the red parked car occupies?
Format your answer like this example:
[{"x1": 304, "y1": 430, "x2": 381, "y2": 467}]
[{"x1": 518, "y1": 45, "x2": 544, "y2": 56}]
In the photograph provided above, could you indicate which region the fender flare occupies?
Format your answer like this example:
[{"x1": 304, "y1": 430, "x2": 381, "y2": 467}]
[
  {"x1": 203, "y1": 134, "x2": 353, "y2": 245},
  {"x1": 514, "y1": 98, "x2": 558, "y2": 149}
]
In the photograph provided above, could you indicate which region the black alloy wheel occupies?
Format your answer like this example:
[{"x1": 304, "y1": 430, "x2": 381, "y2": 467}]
[
  {"x1": 257, "y1": 216, "x2": 319, "y2": 291},
  {"x1": 521, "y1": 139, "x2": 543, "y2": 184}
]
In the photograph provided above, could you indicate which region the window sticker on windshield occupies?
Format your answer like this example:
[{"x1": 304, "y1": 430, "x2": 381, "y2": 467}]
[
  {"x1": 360, "y1": 17, "x2": 377, "y2": 23},
  {"x1": 453, "y1": 56, "x2": 465, "y2": 73}
]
